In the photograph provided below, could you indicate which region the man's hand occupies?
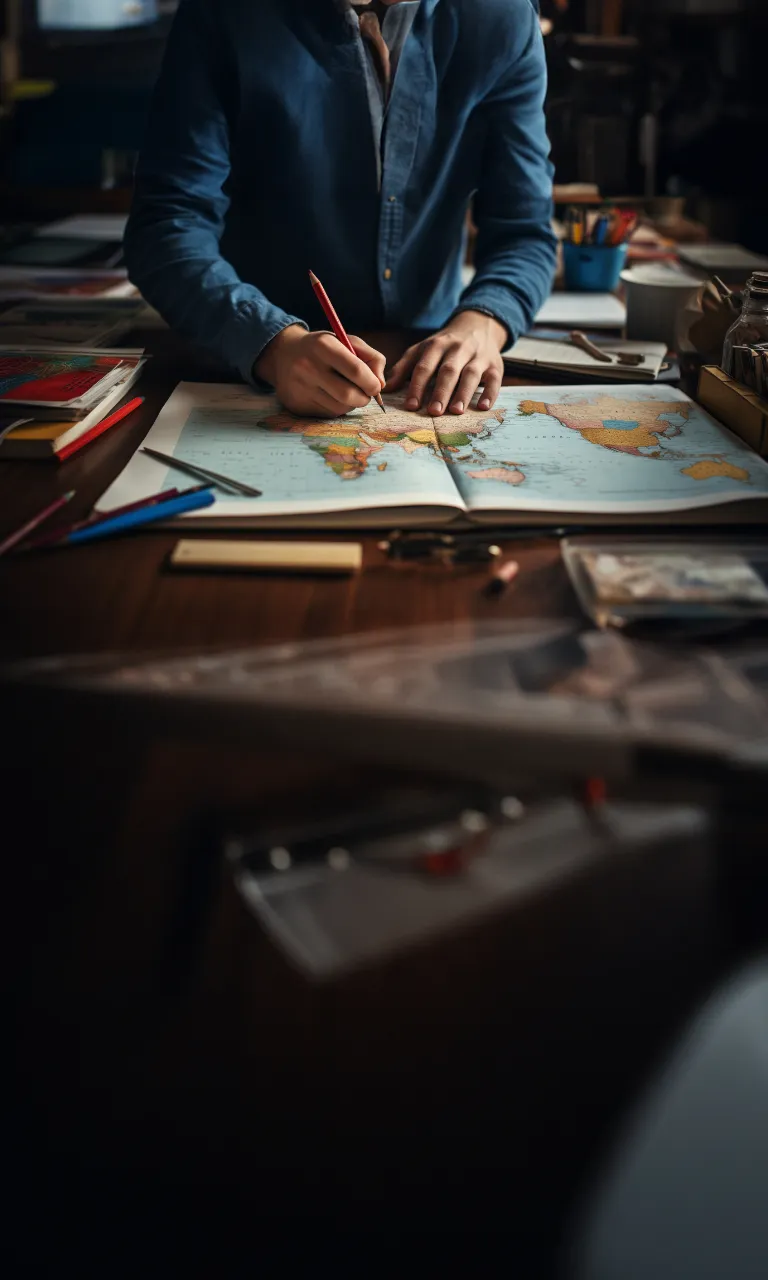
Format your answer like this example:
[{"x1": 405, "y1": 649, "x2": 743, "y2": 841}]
[
  {"x1": 385, "y1": 310, "x2": 507, "y2": 415},
  {"x1": 254, "y1": 325, "x2": 386, "y2": 417}
]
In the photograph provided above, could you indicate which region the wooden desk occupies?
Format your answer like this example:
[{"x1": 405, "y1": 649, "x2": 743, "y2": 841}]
[
  {"x1": 0, "y1": 330, "x2": 580, "y2": 663},
  {"x1": 0, "y1": 332, "x2": 723, "y2": 1270}
]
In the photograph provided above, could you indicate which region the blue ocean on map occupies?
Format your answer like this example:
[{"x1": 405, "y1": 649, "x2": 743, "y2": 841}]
[{"x1": 451, "y1": 387, "x2": 768, "y2": 513}]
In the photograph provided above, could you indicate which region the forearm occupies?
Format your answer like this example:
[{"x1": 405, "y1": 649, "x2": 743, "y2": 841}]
[
  {"x1": 458, "y1": 216, "x2": 557, "y2": 344},
  {"x1": 124, "y1": 201, "x2": 305, "y2": 384}
]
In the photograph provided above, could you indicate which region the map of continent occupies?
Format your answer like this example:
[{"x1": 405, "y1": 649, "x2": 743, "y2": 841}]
[
  {"x1": 263, "y1": 404, "x2": 506, "y2": 480},
  {"x1": 519, "y1": 395, "x2": 749, "y2": 482}
]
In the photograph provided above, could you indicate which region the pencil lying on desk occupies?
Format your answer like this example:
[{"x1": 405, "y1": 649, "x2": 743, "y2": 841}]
[
  {"x1": 0, "y1": 489, "x2": 75, "y2": 557},
  {"x1": 309, "y1": 269, "x2": 386, "y2": 413}
]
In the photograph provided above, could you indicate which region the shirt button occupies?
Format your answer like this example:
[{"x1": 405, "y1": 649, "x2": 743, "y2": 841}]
[
  {"x1": 383, "y1": 268, "x2": 392, "y2": 280},
  {"x1": 388, "y1": 195, "x2": 397, "y2": 203}
]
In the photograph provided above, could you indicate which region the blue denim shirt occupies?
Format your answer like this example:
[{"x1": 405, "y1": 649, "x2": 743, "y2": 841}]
[{"x1": 125, "y1": 0, "x2": 556, "y2": 384}]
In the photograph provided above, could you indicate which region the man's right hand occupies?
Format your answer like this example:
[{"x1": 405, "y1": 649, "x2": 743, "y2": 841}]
[{"x1": 254, "y1": 325, "x2": 386, "y2": 417}]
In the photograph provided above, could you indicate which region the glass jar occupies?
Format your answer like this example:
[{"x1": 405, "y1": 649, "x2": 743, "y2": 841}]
[{"x1": 722, "y1": 272, "x2": 768, "y2": 377}]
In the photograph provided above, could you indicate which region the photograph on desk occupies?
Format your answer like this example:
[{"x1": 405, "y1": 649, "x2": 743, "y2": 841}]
[{"x1": 97, "y1": 381, "x2": 768, "y2": 528}]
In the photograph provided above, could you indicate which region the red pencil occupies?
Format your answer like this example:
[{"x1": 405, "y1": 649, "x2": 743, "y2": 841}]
[
  {"x1": 56, "y1": 395, "x2": 145, "y2": 462},
  {"x1": 0, "y1": 489, "x2": 76, "y2": 557},
  {"x1": 309, "y1": 269, "x2": 386, "y2": 413}
]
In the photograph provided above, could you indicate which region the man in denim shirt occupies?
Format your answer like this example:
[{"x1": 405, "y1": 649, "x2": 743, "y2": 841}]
[{"x1": 125, "y1": 0, "x2": 556, "y2": 418}]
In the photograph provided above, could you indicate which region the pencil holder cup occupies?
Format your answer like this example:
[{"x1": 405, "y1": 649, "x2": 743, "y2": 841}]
[{"x1": 563, "y1": 242, "x2": 628, "y2": 292}]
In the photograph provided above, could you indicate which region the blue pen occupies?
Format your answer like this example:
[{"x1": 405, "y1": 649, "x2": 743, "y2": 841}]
[
  {"x1": 593, "y1": 215, "x2": 608, "y2": 246},
  {"x1": 65, "y1": 486, "x2": 216, "y2": 544}
]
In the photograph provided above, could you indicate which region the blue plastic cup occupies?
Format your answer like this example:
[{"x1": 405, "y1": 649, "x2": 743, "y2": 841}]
[{"x1": 563, "y1": 242, "x2": 628, "y2": 292}]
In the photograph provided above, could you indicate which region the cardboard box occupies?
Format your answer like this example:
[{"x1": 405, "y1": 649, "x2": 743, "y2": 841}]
[{"x1": 698, "y1": 365, "x2": 768, "y2": 457}]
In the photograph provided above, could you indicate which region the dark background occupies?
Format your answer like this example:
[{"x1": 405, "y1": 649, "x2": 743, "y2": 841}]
[{"x1": 1, "y1": 0, "x2": 766, "y2": 249}]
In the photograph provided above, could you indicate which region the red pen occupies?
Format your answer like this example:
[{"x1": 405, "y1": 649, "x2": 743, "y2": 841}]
[
  {"x1": 308, "y1": 270, "x2": 386, "y2": 413},
  {"x1": 56, "y1": 395, "x2": 145, "y2": 462}
]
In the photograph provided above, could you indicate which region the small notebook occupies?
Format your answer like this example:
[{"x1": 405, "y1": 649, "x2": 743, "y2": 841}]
[
  {"x1": 0, "y1": 348, "x2": 144, "y2": 417},
  {"x1": 504, "y1": 336, "x2": 668, "y2": 382},
  {"x1": 0, "y1": 365, "x2": 143, "y2": 459}
]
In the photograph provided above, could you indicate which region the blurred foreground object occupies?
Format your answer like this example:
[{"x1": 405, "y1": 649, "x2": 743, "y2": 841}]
[{"x1": 570, "y1": 960, "x2": 768, "y2": 1280}]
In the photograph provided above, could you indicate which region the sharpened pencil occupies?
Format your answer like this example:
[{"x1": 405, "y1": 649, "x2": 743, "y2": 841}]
[
  {"x1": 0, "y1": 489, "x2": 76, "y2": 557},
  {"x1": 309, "y1": 269, "x2": 387, "y2": 413}
]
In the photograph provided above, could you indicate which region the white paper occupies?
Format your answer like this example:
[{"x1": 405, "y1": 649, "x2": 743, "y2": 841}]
[
  {"x1": 534, "y1": 292, "x2": 627, "y2": 328},
  {"x1": 460, "y1": 268, "x2": 626, "y2": 328}
]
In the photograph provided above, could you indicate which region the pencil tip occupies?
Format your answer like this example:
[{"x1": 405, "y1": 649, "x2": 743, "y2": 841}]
[
  {"x1": 308, "y1": 269, "x2": 318, "y2": 282},
  {"x1": 64, "y1": 490, "x2": 76, "y2": 500}
]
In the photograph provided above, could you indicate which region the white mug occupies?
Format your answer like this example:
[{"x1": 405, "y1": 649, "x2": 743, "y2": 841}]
[{"x1": 620, "y1": 265, "x2": 703, "y2": 349}]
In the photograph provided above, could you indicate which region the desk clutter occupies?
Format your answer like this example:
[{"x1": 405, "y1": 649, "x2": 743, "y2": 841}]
[
  {"x1": 0, "y1": 347, "x2": 146, "y2": 460},
  {"x1": 694, "y1": 272, "x2": 768, "y2": 458},
  {"x1": 562, "y1": 535, "x2": 768, "y2": 632},
  {"x1": 561, "y1": 206, "x2": 636, "y2": 293},
  {"x1": 503, "y1": 333, "x2": 668, "y2": 382}
]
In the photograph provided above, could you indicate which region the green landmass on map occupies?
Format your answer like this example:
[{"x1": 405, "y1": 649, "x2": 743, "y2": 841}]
[{"x1": 263, "y1": 404, "x2": 506, "y2": 479}]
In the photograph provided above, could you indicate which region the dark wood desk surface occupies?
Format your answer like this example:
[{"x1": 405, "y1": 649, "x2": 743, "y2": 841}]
[
  {"x1": 0, "y1": 329, "x2": 581, "y2": 663},
  {"x1": 1, "y1": 332, "x2": 725, "y2": 1269}
]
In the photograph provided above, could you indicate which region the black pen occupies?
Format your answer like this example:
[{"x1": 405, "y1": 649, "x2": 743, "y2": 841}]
[{"x1": 140, "y1": 446, "x2": 262, "y2": 497}]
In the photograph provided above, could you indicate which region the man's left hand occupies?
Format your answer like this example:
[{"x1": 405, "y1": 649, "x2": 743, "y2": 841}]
[{"x1": 385, "y1": 310, "x2": 507, "y2": 415}]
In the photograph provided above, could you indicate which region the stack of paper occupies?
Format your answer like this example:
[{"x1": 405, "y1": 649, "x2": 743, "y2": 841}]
[
  {"x1": 0, "y1": 298, "x2": 147, "y2": 348},
  {"x1": 679, "y1": 243, "x2": 768, "y2": 278},
  {"x1": 533, "y1": 292, "x2": 627, "y2": 329},
  {"x1": 0, "y1": 348, "x2": 144, "y2": 419},
  {"x1": 460, "y1": 268, "x2": 627, "y2": 330},
  {"x1": 0, "y1": 266, "x2": 137, "y2": 301},
  {"x1": 32, "y1": 214, "x2": 128, "y2": 241}
]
